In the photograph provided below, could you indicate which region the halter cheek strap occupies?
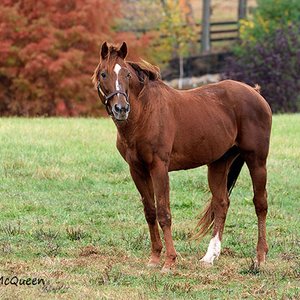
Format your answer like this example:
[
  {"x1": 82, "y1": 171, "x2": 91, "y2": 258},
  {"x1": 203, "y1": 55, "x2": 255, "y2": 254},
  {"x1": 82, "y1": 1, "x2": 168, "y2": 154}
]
[{"x1": 97, "y1": 83, "x2": 106, "y2": 103}]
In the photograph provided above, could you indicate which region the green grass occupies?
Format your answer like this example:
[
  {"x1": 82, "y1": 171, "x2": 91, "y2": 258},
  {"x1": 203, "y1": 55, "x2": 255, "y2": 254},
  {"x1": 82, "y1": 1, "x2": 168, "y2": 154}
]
[{"x1": 0, "y1": 115, "x2": 299, "y2": 299}]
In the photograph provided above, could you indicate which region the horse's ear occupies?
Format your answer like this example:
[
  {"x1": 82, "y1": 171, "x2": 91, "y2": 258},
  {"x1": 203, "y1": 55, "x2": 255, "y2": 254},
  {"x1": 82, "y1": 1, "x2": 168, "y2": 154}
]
[
  {"x1": 118, "y1": 42, "x2": 127, "y2": 59},
  {"x1": 100, "y1": 41, "x2": 109, "y2": 60}
]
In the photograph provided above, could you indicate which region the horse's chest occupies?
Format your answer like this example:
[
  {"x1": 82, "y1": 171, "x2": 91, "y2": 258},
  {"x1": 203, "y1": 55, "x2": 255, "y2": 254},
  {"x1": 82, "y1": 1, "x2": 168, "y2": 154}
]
[{"x1": 122, "y1": 143, "x2": 153, "y2": 167}]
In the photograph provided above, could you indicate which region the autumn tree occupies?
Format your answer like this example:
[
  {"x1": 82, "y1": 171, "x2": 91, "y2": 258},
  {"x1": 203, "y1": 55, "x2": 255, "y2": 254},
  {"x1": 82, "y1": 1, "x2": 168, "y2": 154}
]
[{"x1": 0, "y1": 0, "x2": 151, "y2": 116}]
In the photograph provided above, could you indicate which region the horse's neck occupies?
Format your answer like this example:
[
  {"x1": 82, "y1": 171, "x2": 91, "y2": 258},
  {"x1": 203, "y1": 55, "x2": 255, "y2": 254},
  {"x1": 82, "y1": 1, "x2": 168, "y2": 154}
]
[
  {"x1": 114, "y1": 93, "x2": 142, "y2": 141},
  {"x1": 115, "y1": 80, "x2": 168, "y2": 142}
]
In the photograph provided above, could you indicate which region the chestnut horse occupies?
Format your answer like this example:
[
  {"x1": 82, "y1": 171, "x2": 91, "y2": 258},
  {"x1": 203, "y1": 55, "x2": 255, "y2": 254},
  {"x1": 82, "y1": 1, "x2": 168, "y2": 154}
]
[{"x1": 93, "y1": 42, "x2": 272, "y2": 272}]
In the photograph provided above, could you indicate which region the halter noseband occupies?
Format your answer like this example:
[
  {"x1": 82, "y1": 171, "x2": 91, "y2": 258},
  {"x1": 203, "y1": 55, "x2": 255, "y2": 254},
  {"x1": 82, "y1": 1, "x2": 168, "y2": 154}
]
[{"x1": 97, "y1": 82, "x2": 129, "y2": 116}]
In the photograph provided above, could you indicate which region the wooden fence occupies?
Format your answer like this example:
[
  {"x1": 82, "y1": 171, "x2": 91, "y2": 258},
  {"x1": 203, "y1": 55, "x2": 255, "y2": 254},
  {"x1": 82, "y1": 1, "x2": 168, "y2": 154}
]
[
  {"x1": 203, "y1": 21, "x2": 238, "y2": 42},
  {"x1": 201, "y1": 0, "x2": 246, "y2": 52},
  {"x1": 189, "y1": 20, "x2": 239, "y2": 47},
  {"x1": 155, "y1": 21, "x2": 239, "y2": 54}
]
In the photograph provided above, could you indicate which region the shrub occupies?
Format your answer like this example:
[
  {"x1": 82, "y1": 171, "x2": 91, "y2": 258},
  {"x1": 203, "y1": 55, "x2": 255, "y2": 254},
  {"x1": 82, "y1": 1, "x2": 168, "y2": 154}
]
[
  {"x1": 223, "y1": 25, "x2": 300, "y2": 113},
  {"x1": 239, "y1": 0, "x2": 300, "y2": 50},
  {"x1": 224, "y1": 0, "x2": 300, "y2": 113}
]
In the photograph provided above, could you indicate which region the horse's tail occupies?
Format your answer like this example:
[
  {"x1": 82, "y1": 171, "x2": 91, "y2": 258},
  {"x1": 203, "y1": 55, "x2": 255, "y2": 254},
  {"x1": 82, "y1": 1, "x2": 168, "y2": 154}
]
[
  {"x1": 253, "y1": 84, "x2": 261, "y2": 94},
  {"x1": 227, "y1": 154, "x2": 245, "y2": 195},
  {"x1": 192, "y1": 153, "x2": 245, "y2": 240}
]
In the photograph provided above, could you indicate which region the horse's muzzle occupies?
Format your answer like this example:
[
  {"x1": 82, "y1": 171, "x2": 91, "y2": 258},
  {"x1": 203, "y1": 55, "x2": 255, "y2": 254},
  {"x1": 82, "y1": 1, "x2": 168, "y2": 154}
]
[{"x1": 112, "y1": 103, "x2": 130, "y2": 121}]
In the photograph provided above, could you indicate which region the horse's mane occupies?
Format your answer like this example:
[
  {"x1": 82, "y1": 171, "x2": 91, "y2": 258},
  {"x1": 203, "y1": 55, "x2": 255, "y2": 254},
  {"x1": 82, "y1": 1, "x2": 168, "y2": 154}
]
[{"x1": 127, "y1": 60, "x2": 161, "y2": 83}]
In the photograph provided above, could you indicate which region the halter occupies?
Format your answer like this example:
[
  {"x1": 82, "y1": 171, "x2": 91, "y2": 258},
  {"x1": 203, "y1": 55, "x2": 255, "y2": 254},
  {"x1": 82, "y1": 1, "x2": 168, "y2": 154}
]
[{"x1": 97, "y1": 82, "x2": 129, "y2": 116}]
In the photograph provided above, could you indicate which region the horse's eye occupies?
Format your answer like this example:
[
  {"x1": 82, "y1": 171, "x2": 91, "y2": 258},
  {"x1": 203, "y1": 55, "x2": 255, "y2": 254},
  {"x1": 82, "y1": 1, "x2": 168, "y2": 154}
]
[
  {"x1": 100, "y1": 72, "x2": 107, "y2": 79},
  {"x1": 126, "y1": 72, "x2": 131, "y2": 79}
]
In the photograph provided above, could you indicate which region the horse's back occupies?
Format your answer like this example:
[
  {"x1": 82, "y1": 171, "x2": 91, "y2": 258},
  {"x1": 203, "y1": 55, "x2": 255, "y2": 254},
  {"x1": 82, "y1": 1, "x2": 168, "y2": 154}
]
[
  {"x1": 191, "y1": 79, "x2": 271, "y2": 118},
  {"x1": 190, "y1": 79, "x2": 272, "y2": 137},
  {"x1": 168, "y1": 80, "x2": 272, "y2": 169},
  {"x1": 216, "y1": 80, "x2": 271, "y2": 119}
]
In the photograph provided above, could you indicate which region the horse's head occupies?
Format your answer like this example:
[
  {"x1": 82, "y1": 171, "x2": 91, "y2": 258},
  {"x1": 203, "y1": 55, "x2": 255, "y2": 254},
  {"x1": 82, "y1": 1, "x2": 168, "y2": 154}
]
[{"x1": 94, "y1": 42, "x2": 131, "y2": 121}]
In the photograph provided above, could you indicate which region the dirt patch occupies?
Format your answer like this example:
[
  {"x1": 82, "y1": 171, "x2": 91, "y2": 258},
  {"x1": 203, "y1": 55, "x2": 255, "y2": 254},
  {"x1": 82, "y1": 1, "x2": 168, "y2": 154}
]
[
  {"x1": 2, "y1": 260, "x2": 30, "y2": 274},
  {"x1": 79, "y1": 245, "x2": 99, "y2": 257},
  {"x1": 221, "y1": 247, "x2": 236, "y2": 257}
]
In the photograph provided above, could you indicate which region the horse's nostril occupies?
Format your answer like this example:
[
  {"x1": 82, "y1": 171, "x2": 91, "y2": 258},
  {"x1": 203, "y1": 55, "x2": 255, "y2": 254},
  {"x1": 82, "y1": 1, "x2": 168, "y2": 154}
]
[
  {"x1": 114, "y1": 104, "x2": 122, "y2": 113},
  {"x1": 114, "y1": 103, "x2": 130, "y2": 113}
]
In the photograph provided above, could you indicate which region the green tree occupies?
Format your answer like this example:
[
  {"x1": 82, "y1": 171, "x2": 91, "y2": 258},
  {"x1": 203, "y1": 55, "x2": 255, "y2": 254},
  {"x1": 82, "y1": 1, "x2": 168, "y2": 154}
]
[
  {"x1": 151, "y1": 0, "x2": 198, "y2": 87},
  {"x1": 239, "y1": 0, "x2": 300, "y2": 47},
  {"x1": 155, "y1": 0, "x2": 197, "y2": 63}
]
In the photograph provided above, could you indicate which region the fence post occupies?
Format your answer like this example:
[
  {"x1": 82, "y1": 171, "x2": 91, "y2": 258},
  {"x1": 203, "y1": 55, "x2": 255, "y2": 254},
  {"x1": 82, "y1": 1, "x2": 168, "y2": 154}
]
[
  {"x1": 238, "y1": 0, "x2": 247, "y2": 20},
  {"x1": 201, "y1": 0, "x2": 211, "y2": 53}
]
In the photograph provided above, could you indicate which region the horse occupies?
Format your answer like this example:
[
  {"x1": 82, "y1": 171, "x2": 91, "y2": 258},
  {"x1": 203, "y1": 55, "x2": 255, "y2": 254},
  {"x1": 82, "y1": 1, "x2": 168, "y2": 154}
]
[{"x1": 92, "y1": 42, "x2": 272, "y2": 272}]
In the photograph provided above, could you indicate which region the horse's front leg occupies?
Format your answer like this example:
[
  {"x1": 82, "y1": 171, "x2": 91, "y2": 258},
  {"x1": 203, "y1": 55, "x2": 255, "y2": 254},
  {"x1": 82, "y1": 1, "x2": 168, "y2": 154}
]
[
  {"x1": 150, "y1": 158, "x2": 177, "y2": 272},
  {"x1": 130, "y1": 167, "x2": 163, "y2": 267}
]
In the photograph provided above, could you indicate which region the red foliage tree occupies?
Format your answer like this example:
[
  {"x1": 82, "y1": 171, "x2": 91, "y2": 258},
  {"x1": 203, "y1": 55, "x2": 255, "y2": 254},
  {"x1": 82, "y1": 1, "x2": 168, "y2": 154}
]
[{"x1": 0, "y1": 0, "x2": 151, "y2": 116}]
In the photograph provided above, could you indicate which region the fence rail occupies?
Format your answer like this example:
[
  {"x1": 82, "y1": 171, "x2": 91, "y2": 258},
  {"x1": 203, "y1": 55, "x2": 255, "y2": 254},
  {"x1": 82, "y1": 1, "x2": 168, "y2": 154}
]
[
  {"x1": 210, "y1": 21, "x2": 238, "y2": 26},
  {"x1": 120, "y1": 20, "x2": 239, "y2": 52},
  {"x1": 198, "y1": 21, "x2": 239, "y2": 44}
]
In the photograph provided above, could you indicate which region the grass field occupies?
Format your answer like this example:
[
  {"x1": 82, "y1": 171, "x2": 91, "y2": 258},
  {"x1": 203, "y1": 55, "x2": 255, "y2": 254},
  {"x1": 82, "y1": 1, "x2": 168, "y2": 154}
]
[{"x1": 0, "y1": 115, "x2": 299, "y2": 299}]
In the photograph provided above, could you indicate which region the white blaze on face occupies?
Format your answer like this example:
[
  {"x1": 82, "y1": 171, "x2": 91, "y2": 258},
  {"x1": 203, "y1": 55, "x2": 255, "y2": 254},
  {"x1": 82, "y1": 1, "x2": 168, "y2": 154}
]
[
  {"x1": 200, "y1": 232, "x2": 221, "y2": 264},
  {"x1": 114, "y1": 63, "x2": 122, "y2": 91}
]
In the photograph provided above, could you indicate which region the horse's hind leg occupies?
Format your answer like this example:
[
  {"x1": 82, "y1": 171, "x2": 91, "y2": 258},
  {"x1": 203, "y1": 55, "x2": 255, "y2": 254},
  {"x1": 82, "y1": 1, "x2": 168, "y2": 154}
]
[
  {"x1": 201, "y1": 156, "x2": 236, "y2": 265},
  {"x1": 244, "y1": 153, "x2": 269, "y2": 265}
]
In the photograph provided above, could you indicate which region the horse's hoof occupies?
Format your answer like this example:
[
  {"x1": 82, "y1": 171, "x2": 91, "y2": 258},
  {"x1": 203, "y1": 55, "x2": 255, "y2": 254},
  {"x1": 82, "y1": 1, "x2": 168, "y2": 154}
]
[
  {"x1": 256, "y1": 253, "x2": 266, "y2": 266},
  {"x1": 253, "y1": 260, "x2": 260, "y2": 270},
  {"x1": 160, "y1": 266, "x2": 173, "y2": 274},
  {"x1": 147, "y1": 261, "x2": 160, "y2": 268},
  {"x1": 253, "y1": 257, "x2": 266, "y2": 270},
  {"x1": 160, "y1": 261, "x2": 176, "y2": 274},
  {"x1": 200, "y1": 259, "x2": 213, "y2": 268}
]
